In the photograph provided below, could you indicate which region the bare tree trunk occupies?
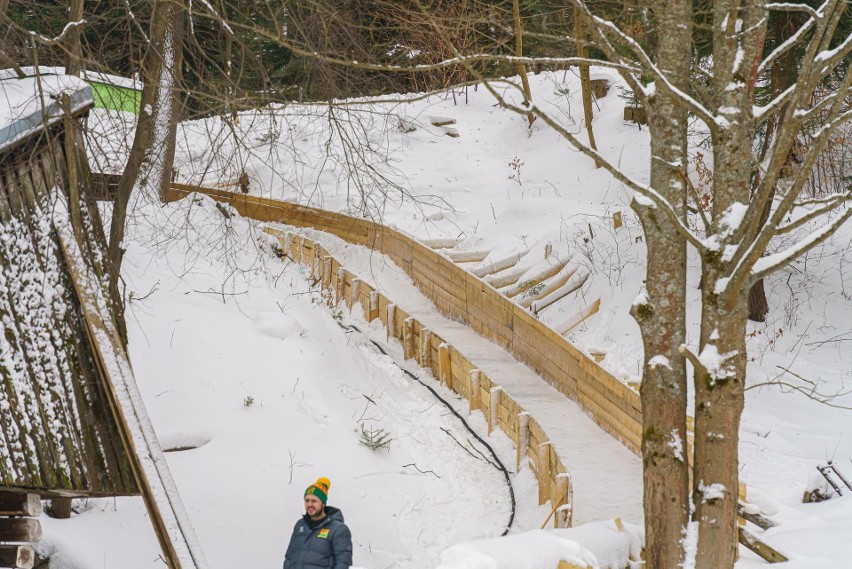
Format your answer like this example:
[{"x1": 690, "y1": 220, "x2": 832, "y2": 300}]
[
  {"x1": 65, "y1": 0, "x2": 84, "y2": 76},
  {"x1": 692, "y1": 3, "x2": 768, "y2": 566},
  {"x1": 108, "y1": 0, "x2": 184, "y2": 300},
  {"x1": 574, "y1": 6, "x2": 599, "y2": 167},
  {"x1": 630, "y1": 1, "x2": 692, "y2": 566},
  {"x1": 513, "y1": 0, "x2": 534, "y2": 126}
]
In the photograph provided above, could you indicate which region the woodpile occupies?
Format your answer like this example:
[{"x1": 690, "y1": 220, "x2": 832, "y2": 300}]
[{"x1": 0, "y1": 492, "x2": 39, "y2": 569}]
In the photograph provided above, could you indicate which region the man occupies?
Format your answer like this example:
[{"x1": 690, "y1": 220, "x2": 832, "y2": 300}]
[{"x1": 283, "y1": 477, "x2": 353, "y2": 569}]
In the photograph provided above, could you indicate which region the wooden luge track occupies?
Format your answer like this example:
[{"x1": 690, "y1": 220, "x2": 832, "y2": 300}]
[{"x1": 167, "y1": 184, "x2": 644, "y2": 456}]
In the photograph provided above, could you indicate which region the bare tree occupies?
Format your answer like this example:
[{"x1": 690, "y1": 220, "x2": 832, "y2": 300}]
[{"x1": 108, "y1": 0, "x2": 184, "y2": 297}]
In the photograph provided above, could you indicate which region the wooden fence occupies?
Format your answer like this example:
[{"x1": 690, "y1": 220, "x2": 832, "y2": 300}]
[
  {"x1": 166, "y1": 185, "x2": 643, "y2": 455},
  {"x1": 273, "y1": 229, "x2": 574, "y2": 526}
]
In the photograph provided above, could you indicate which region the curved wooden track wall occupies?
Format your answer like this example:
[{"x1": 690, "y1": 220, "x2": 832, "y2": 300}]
[
  {"x1": 273, "y1": 227, "x2": 574, "y2": 526},
  {"x1": 167, "y1": 184, "x2": 643, "y2": 455}
]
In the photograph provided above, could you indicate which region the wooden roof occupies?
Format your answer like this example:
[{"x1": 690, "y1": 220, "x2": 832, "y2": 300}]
[{"x1": 0, "y1": 85, "x2": 137, "y2": 497}]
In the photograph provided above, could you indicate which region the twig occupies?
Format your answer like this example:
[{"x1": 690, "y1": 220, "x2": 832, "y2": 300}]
[
  {"x1": 441, "y1": 427, "x2": 485, "y2": 463},
  {"x1": 402, "y1": 463, "x2": 440, "y2": 478}
]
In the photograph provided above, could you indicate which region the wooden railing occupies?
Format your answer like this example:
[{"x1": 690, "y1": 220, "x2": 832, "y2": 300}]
[
  {"x1": 271, "y1": 228, "x2": 574, "y2": 526},
  {"x1": 166, "y1": 184, "x2": 644, "y2": 456}
]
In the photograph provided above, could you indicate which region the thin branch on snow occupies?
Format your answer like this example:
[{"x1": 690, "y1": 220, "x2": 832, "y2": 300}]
[
  {"x1": 750, "y1": 207, "x2": 852, "y2": 282},
  {"x1": 747, "y1": 366, "x2": 852, "y2": 410},
  {"x1": 776, "y1": 192, "x2": 852, "y2": 235}
]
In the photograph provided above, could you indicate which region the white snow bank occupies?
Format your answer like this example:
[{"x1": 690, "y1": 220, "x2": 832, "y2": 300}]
[{"x1": 435, "y1": 520, "x2": 643, "y2": 569}]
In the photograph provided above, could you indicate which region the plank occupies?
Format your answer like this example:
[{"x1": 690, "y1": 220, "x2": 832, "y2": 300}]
[
  {"x1": 0, "y1": 518, "x2": 41, "y2": 542},
  {"x1": 0, "y1": 494, "x2": 41, "y2": 517},
  {"x1": 0, "y1": 545, "x2": 34, "y2": 569},
  {"x1": 52, "y1": 195, "x2": 207, "y2": 568},
  {"x1": 738, "y1": 526, "x2": 788, "y2": 563}
]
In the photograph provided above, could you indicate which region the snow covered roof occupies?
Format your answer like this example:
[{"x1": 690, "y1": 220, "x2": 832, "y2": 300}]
[
  {"x1": 0, "y1": 66, "x2": 142, "y2": 90},
  {"x1": 0, "y1": 73, "x2": 93, "y2": 152}
]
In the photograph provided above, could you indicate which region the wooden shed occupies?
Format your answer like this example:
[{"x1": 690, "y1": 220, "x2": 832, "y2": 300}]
[{"x1": 1, "y1": 73, "x2": 205, "y2": 568}]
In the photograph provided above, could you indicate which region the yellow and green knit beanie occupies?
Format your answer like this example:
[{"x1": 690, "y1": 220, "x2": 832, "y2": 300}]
[{"x1": 305, "y1": 477, "x2": 331, "y2": 505}]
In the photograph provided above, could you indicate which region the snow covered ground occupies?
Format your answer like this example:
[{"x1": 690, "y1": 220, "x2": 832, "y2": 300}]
[{"x1": 38, "y1": 69, "x2": 852, "y2": 567}]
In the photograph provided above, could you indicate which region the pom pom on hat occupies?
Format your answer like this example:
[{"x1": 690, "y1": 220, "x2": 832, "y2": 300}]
[{"x1": 305, "y1": 477, "x2": 331, "y2": 505}]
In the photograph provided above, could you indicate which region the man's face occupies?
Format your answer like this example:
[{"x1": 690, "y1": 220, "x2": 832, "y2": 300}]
[{"x1": 304, "y1": 494, "x2": 324, "y2": 518}]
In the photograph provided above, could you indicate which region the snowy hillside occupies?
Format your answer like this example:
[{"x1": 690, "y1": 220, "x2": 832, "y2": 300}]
[{"x1": 48, "y1": 69, "x2": 852, "y2": 567}]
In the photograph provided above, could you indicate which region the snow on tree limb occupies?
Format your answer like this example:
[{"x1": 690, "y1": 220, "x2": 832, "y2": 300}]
[
  {"x1": 579, "y1": 11, "x2": 716, "y2": 125},
  {"x1": 750, "y1": 207, "x2": 852, "y2": 281},
  {"x1": 765, "y1": 2, "x2": 821, "y2": 19}
]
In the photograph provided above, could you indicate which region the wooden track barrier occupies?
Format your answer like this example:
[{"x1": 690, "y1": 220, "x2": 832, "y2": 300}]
[
  {"x1": 168, "y1": 185, "x2": 643, "y2": 455},
  {"x1": 271, "y1": 228, "x2": 575, "y2": 528}
]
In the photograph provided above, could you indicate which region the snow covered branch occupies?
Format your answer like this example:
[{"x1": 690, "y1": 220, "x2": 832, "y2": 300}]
[
  {"x1": 758, "y1": 16, "x2": 817, "y2": 76},
  {"x1": 765, "y1": 2, "x2": 821, "y2": 19},
  {"x1": 750, "y1": 207, "x2": 852, "y2": 281},
  {"x1": 27, "y1": 19, "x2": 87, "y2": 46},
  {"x1": 582, "y1": 13, "x2": 715, "y2": 126}
]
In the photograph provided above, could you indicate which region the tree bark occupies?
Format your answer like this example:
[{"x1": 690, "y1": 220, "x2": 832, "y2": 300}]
[
  {"x1": 64, "y1": 0, "x2": 85, "y2": 77},
  {"x1": 513, "y1": 0, "x2": 535, "y2": 126},
  {"x1": 629, "y1": 1, "x2": 693, "y2": 566},
  {"x1": 574, "y1": 7, "x2": 599, "y2": 167},
  {"x1": 108, "y1": 0, "x2": 185, "y2": 301},
  {"x1": 692, "y1": 3, "x2": 769, "y2": 566}
]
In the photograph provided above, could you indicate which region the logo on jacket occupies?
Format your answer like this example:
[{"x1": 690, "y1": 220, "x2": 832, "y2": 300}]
[
  {"x1": 298, "y1": 527, "x2": 305, "y2": 533},
  {"x1": 318, "y1": 529, "x2": 330, "y2": 539}
]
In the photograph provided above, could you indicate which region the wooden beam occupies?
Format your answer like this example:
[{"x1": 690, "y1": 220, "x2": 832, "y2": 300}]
[
  {"x1": 557, "y1": 560, "x2": 592, "y2": 569},
  {"x1": 445, "y1": 250, "x2": 489, "y2": 263},
  {"x1": 0, "y1": 518, "x2": 41, "y2": 542},
  {"x1": 738, "y1": 526, "x2": 788, "y2": 563},
  {"x1": 0, "y1": 545, "x2": 34, "y2": 569},
  {"x1": 0, "y1": 494, "x2": 41, "y2": 517},
  {"x1": 737, "y1": 501, "x2": 777, "y2": 530}
]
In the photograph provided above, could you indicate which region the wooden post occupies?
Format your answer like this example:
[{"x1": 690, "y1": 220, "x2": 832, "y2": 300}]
[
  {"x1": 555, "y1": 473, "x2": 572, "y2": 528},
  {"x1": 420, "y1": 329, "x2": 432, "y2": 369},
  {"x1": 283, "y1": 231, "x2": 294, "y2": 257},
  {"x1": 46, "y1": 498, "x2": 72, "y2": 519},
  {"x1": 368, "y1": 291, "x2": 379, "y2": 321},
  {"x1": 438, "y1": 343, "x2": 451, "y2": 387},
  {"x1": 336, "y1": 268, "x2": 346, "y2": 306},
  {"x1": 0, "y1": 545, "x2": 34, "y2": 569},
  {"x1": 403, "y1": 317, "x2": 414, "y2": 360},
  {"x1": 738, "y1": 483, "x2": 747, "y2": 527},
  {"x1": 469, "y1": 369, "x2": 481, "y2": 413},
  {"x1": 299, "y1": 236, "x2": 306, "y2": 265},
  {"x1": 322, "y1": 256, "x2": 332, "y2": 291},
  {"x1": 386, "y1": 304, "x2": 396, "y2": 340},
  {"x1": 538, "y1": 442, "x2": 551, "y2": 505},
  {"x1": 350, "y1": 279, "x2": 360, "y2": 312},
  {"x1": 489, "y1": 387, "x2": 502, "y2": 434},
  {"x1": 517, "y1": 412, "x2": 530, "y2": 471}
]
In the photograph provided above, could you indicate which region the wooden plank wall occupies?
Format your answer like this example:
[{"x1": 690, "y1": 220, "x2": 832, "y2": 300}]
[
  {"x1": 273, "y1": 230, "x2": 574, "y2": 526},
  {"x1": 166, "y1": 185, "x2": 643, "y2": 454}
]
